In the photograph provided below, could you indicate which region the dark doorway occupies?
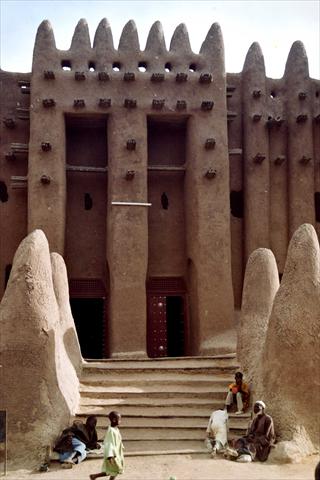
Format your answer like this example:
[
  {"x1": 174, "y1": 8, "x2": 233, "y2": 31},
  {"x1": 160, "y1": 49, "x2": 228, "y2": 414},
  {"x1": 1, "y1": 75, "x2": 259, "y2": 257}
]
[
  {"x1": 70, "y1": 298, "x2": 105, "y2": 358},
  {"x1": 166, "y1": 296, "x2": 185, "y2": 357}
]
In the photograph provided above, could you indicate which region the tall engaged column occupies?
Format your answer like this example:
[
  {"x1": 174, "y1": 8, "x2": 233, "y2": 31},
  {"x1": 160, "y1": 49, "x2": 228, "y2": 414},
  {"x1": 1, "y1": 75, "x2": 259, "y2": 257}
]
[
  {"x1": 268, "y1": 82, "x2": 288, "y2": 275},
  {"x1": 107, "y1": 111, "x2": 148, "y2": 358},
  {"x1": 242, "y1": 43, "x2": 270, "y2": 262},
  {"x1": 285, "y1": 42, "x2": 315, "y2": 236},
  {"x1": 28, "y1": 21, "x2": 66, "y2": 254},
  {"x1": 185, "y1": 24, "x2": 234, "y2": 355}
]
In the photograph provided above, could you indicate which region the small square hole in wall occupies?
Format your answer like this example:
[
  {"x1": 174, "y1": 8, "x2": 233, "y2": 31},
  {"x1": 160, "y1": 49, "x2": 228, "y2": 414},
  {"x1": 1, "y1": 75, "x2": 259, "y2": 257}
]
[
  {"x1": 230, "y1": 190, "x2": 243, "y2": 218},
  {"x1": 112, "y1": 62, "x2": 121, "y2": 72},
  {"x1": 270, "y1": 91, "x2": 276, "y2": 99},
  {"x1": 138, "y1": 62, "x2": 147, "y2": 72},
  {"x1": 165, "y1": 62, "x2": 172, "y2": 72},
  {"x1": 61, "y1": 60, "x2": 72, "y2": 71},
  {"x1": 84, "y1": 193, "x2": 93, "y2": 210},
  {"x1": 0, "y1": 181, "x2": 8, "y2": 202},
  {"x1": 189, "y1": 63, "x2": 197, "y2": 72},
  {"x1": 88, "y1": 61, "x2": 96, "y2": 72},
  {"x1": 161, "y1": 192, "x2": 169, "y2": 210}
]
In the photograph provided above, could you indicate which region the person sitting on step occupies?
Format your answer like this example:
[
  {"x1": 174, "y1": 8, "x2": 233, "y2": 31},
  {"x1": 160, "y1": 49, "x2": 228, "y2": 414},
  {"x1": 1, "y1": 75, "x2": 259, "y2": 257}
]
[
  {"x1": 225, "y1": 400, "x2": 275, "y2": 462},
  {"x1": 224, "y1": 371, "x2": 250, "y2": 415},
  {"x1": 54, "y1": 415, "x2": 101, "y2": 468}
]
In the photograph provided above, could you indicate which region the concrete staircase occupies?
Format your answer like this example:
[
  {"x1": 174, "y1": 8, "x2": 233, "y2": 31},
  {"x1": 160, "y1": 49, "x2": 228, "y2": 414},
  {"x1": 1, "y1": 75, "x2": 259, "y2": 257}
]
[{"x1": 76, "y1": 355, "x2": 250, "y2": 456}]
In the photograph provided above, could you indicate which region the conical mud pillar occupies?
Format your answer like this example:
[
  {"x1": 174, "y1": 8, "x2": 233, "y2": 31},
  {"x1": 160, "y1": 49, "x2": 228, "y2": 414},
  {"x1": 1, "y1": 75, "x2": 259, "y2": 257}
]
[{"x1": 261, "y1": 224, "x2": 320, "y2": 448}]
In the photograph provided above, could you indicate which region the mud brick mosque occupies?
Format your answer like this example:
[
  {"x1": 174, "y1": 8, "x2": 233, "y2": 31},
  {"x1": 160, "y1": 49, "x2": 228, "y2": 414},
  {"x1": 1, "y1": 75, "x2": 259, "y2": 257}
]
[{"x1": 1, "y1": 19, "x2": 319, "y2": 359}]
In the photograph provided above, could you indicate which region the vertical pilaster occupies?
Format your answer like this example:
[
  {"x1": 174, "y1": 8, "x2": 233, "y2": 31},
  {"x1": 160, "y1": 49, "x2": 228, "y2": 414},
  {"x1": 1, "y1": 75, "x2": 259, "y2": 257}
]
[
  {"x1": 285, "y1": 41, "x2": 314, "y2": 236},
  {"x1": 107, "y1": 111, "x2": 148, "y2": 358},
  {"x1": 242, "y1": 43, "x2": 270, "y2": 262},
  {"x1": 313, "y1": 80, "x2": 320, "y2": 239},
  {"x1": 268, "y1": 81, "x2": 288, "y2": 275},
  {"x1": 185, "y1": 24, "x2": 234, "y2": 355},
  {"x1": 28, "y1": 109, "x2": 66, "y2": 253},
  {"x1": 28, "y1": 21, "x2": 66, "y2": 254}
]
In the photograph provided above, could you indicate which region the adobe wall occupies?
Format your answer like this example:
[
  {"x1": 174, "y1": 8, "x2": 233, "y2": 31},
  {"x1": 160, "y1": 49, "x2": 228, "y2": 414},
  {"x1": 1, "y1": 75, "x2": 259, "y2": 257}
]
[
  {"x1": 25, "y1": 19, "x2": 236, "y2": 356},
  {"x1": 0, "y1": 18, "x2": 319, "y2": 357},
  {"x1": 226, "y1": 43, "x2": 320, "y2": 290},
  {"x1": 0, "y1": 70, "x2": 30, "y2": 296}
]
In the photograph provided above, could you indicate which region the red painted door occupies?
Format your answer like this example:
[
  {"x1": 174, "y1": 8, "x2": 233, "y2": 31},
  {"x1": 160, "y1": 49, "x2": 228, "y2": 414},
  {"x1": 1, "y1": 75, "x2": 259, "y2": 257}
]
[{"x1": 147, "y1": 295, "x2": 167, "y2": 357}]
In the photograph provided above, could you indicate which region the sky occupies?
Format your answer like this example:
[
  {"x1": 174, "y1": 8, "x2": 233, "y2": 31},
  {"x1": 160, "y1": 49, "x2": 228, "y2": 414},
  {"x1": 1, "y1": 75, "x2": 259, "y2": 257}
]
[{"x1": 0, "y1": 0, "x2": 319, "y2": 78}]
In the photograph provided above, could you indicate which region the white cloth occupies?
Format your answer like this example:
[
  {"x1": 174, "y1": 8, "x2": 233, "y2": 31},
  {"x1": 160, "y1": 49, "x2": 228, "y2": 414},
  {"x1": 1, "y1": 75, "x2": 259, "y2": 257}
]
[
  {"x1": 225, "y1": 391, "x2": 243, "y2": 411},
  {"x1": 206, "y1": 409, "x2": 228, "y2": 448}
]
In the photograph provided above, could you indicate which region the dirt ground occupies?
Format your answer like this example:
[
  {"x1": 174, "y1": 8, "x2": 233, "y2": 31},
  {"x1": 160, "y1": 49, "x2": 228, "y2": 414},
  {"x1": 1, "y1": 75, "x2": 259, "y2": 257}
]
[{"x1": 2, "y1": 454, "x2": 319, "y2": 480}]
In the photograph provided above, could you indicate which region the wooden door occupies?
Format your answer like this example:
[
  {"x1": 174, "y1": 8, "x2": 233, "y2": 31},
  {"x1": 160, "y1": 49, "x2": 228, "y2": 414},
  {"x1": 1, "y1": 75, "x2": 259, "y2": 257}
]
[{"x1": 147, "y1": 295, "x2": 167, "y2": 357}]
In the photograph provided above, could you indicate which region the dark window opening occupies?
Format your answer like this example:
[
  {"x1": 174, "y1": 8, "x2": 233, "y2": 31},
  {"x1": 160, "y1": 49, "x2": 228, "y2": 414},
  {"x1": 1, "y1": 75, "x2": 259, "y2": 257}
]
[
  {"x1": 279, "y1": 273, "x2": 283, "y2": 282},
  {"x1": 138, "y1": 62, "x2": 147, "y2": 72},
  {"x1": 147, "y1": 117, "x2": 187, "y2": 166},
  {"x1": 230, "y1": 190, "x2": 244, "y2": 218},
  {"x1": 270, "y1": 91, "x2": 276, "y2": 98},
  {"x1": 70, "y1": 298, "x2": 105, "y2": 358},
  {"x1": 0, "y1": 181, "x2": 8, "y2": 202},
  {"x1": 189, "y1": 63, "x2": 197, "y2": 72},
  {"x1": 88, "y1": 61, "x2": 96, "y2": 72},
  {"x1": 112, "y1": 62, "x2": 121, "y2": 72},
  {"x1": 165, "y1": 62, "x2": 172, "y2": 72},
  {"x1": 5, "y1": 264, "x2": 12, "y2": 287},
  {"x1": 65, "y1": 115, "x2": 108, "y2": 167},
  {"x1": 316, "y1": 91, "x2": 319, "y2": 98},
  {"x1": 167, "y1": 296, "x2": 185, "y2": 357},
  {"x1": 84, "y1": 193, "x2": 93, "y2": 210},
  {"x1": 161, "y1": 192, "x2": 169, "y2": 210},
  {"x1": 315, "y1": 192, "x2": 320, "y2": 222},
  {"x1": 61, "y1": 60, "x2": 72, "y2": 71}
]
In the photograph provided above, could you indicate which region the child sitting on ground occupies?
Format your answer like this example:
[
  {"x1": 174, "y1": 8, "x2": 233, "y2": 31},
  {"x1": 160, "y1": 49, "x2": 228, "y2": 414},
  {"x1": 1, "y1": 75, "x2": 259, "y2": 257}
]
[{"x1": 90, "y1": 411, "x2": 124, "y2": 480}]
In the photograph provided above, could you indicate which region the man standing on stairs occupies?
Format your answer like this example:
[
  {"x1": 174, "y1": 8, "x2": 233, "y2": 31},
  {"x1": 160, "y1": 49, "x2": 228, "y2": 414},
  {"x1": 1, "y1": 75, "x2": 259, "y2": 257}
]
[{"x1": 225, "y1": 372, "x2": 250, "y2": 414}]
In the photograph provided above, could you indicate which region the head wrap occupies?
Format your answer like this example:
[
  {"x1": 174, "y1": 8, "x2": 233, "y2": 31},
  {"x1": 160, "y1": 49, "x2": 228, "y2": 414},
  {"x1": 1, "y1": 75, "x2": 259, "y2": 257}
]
[{"x1": 255, "y1": 400, "x2": 266, "y2": 409}]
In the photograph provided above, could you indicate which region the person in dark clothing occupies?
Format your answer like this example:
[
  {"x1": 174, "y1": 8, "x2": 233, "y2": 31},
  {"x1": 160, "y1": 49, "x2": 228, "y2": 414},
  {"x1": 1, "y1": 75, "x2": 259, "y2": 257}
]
[
  {"x1": 233, "y1": 400, "x2": 275, "y2": 462},
  {"x1": 54, "y1": 415, "x2": 101, "y2": 468}
]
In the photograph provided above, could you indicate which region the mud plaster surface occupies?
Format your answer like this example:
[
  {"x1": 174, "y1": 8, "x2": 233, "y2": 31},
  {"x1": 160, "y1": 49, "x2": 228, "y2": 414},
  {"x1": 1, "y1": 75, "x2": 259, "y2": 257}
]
[{"x1": 3, "y1": 454, "x2": 319, "y2": 480}]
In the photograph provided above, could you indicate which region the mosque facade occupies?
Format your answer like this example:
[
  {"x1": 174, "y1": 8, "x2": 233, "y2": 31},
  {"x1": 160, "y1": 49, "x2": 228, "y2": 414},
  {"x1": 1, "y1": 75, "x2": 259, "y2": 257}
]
[{"x1": 0, "y1": 19, "x2": 319, "y2": 358}]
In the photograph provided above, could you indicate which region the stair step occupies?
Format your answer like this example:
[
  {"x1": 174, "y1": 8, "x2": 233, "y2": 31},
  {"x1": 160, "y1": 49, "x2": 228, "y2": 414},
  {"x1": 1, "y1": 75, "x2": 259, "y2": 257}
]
[
  {"x1": 81, "y1": 370, "x2": 235, "y2": 380},
  {"x1": 83, "y1": 354, "x2": 237, "y2": 370},
  {"x1": 96, "y1": 427, "x2": 244, "y2": 441},
  {"x1": 77, "y1": 355, "x2": 244, "y2": 456},
  {"x1": 51, "y1": 440, "x2": 209, "y2": 459},
  {"x1": 76, "y1": 414, "x2": 249, "y2": 429},
  {"x1": 78, "y1": 405, "x2": 225, "y2": 417},
  {"x1": 114, "y1": 439, "x2": 208, "y2": 454},
  {"x1": 80, "y1": 397, "x2": 224, "y2": 407},
  {"x1": 76, "y1": 406, "x2": 250, "y2": 420},
  {"x1": 80, "y1": 381, "x2": 227, "y2": 398}
]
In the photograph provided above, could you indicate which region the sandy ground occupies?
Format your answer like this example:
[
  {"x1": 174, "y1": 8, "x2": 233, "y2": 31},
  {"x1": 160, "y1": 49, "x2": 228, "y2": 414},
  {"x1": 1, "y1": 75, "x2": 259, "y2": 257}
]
[{"x1": 2, "y1": 454, "x2": 319, "y2": 480}]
